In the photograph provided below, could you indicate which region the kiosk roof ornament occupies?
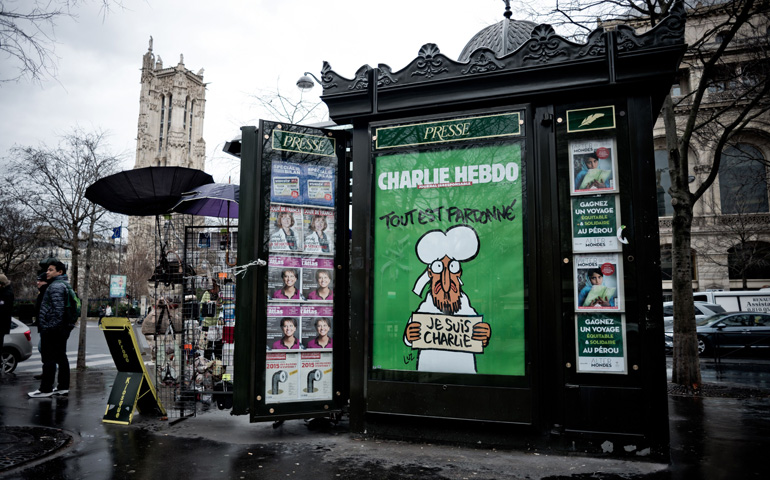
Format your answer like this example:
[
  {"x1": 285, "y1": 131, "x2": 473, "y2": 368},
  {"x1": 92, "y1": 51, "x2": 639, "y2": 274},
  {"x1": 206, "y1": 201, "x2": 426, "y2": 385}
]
[
  {"x1": 458, "y1": 1, "x2": 537, "y2": 62},
  {"x1": 318, "y1": 0, "x2": 686, "y2": 124}
]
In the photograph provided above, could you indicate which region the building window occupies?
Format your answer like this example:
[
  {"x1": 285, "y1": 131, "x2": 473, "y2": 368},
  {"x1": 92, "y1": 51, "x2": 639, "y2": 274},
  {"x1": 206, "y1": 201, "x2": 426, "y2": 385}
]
[
  {"x1": 719, "y1": 143, "x2": 768, "y2": 215},
  {"x1": 188, "y1": 100, "x2": 194, "y2": 155},
  {"x1": 183, "y1": 96, "x2": 188, "y2": 132},
  {"x1": 671, "y1": 68, "x2": 689, "y2": 98},
  {"x1": 158, "y1": 95, "x2": 165, "y2": 154},
  {"x1": 660, "y1": 244, "x2": 697, "y2": 281},
  {"x1": 167, "y1": 94, "x2": 173, "y2": 133},
  {"x1": 714, "y1": 31, "x2": 728, "y2": 44},
  {"x1": 728, "y1": 241, "x2": 770, "y2": 282},
  {"x1": 655, "y1": 149, "x2": 674, "y2": 216}
]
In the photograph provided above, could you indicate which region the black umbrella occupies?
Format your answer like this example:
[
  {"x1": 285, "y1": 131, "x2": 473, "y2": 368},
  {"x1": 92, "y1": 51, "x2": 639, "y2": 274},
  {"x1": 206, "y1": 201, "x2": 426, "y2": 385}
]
[{"x1": 85, "y1": 166, "x2": 214, "y2": 216}]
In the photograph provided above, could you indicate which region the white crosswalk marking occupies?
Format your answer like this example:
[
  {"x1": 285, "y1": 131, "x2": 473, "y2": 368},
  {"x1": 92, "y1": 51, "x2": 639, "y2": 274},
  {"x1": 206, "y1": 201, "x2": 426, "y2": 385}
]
[{"x1": 14, "y1": 352, "x2": 116, "y2": 372}]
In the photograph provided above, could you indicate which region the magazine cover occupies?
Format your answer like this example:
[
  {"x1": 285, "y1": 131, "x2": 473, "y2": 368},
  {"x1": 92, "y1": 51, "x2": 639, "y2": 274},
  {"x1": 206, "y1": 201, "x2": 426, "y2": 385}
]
[
  {"x1": 305, "y1": 164, "x2": 335, "y2": 208},
  {"x1": 264, "y1": 352, "x2": 300, "y2": 403},
  {"x1": 575, "y1": 313, "x2": 627, "y2": 374},
  {"x1": 573, "y1": 253, "x2": 623, "y2": 311},
  {"x1": 299, "y1": 305, "x2": 334, "y2": 349},
  {"x1": 299, "y1": 352, "x2": 333, "y2": 400},
  {"x1": 301, "y1": 257, "x2": 335, "y2": 301},
  {"x1": 266, "y1": 305, "x2": 302, "y2": 350},
  {"x1": 571, "y1": 195, "x2": 622, "y2": 252},
  {"x1": 569, "y1": 139, "x2": 618, "y2": 195},
  {"x1": 269, "y1": 205, "x2": 303, "y2": 252},
  {"x1": 267, "y1": 255, "x2": 304, "y2": 301},
  {"x1": 270, "y1": 161, "x2": 303, "y2": 204},
  {"x1": 303, "y1": 208, "x2": 335, "y2": 255}
]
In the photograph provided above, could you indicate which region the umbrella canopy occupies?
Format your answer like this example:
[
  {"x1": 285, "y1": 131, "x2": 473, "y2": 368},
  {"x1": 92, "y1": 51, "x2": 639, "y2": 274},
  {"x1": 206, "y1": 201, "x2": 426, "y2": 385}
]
[
  {"x1": 171, "y1": 183, "x2": 239, "y2": 218},
  {"x1": 85, "y1": 166, "x2": 214, "y2": 216}
]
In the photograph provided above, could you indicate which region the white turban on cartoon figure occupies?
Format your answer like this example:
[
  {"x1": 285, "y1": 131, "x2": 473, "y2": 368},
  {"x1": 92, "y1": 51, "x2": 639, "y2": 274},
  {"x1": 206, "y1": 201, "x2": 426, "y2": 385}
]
[{"x1": 404, "y1": 225, "x2": 492, "y2": 374}]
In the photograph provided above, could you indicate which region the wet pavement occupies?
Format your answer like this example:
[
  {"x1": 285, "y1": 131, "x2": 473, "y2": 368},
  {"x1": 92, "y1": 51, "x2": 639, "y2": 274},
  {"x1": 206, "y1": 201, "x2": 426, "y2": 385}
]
[{"x1": 0, "y1": 355, "x2": 768, "y2": 479}]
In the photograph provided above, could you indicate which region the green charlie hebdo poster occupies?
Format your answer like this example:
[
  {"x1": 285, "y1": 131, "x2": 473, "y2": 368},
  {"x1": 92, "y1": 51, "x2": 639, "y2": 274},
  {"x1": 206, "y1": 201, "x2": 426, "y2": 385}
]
[{"x1": 372, "y1": 143, "x2": 525, "y2": 376}]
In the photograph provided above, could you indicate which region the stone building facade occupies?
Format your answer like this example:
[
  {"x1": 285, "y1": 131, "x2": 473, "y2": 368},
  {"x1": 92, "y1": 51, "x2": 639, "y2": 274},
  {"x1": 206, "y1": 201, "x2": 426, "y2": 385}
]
[
  {"x1": 134, "y1": 37, "x2": 206, "y2": 170},
  {"x1": 650, "y1": 4, "x2": 770, "y2": 295}
]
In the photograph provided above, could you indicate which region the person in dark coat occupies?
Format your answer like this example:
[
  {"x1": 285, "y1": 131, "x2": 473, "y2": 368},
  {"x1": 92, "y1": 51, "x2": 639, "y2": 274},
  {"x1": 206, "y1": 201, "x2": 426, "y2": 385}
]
[
  {"x1": 34, "y1": 273, "x2": 48, "y2": 325},
  {"x1": 29, "y1": 261, "x2": 72, "y2": 398},
  {"x1": 0, "y1": 274, "x2": 15, "y2": 375},
  {"x1": 32, "y1": 273, "x2": 49, "y2": 379}
]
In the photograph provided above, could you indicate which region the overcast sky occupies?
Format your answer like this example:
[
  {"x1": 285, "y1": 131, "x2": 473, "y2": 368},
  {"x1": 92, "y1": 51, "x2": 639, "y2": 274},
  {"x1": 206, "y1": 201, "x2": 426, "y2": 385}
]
[{"x1": 1, "y1": 0, "x2": 521, "y2": 183}]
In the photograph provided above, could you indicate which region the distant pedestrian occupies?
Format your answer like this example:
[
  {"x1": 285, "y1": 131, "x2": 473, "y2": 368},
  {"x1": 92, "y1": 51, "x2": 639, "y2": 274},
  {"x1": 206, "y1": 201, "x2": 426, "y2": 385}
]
[
  {"x1": 105, "y1": 305, "x2": 112, "y2": 317},
  {"x1": 0, "y1": 274, "x2": 15, "y2": 376},
  {"x1": 28, "y1": 261, "x2": 73, "y2": 398}
]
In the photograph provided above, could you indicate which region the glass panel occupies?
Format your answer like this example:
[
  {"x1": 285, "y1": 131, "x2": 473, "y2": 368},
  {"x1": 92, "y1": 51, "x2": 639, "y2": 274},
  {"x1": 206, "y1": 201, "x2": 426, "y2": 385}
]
[
  {"x1": 371, "y1": 112, "x2": 526, "y2": 378},
  {"x1": 655, "y1": 150, "x2": 673, "y2": 216},
  {"x1": 259, "y1": 121, "x2": 338, "y2": 405},
  {"x1": 719, "y1": 144, "x2": 769, "y2": 215}
]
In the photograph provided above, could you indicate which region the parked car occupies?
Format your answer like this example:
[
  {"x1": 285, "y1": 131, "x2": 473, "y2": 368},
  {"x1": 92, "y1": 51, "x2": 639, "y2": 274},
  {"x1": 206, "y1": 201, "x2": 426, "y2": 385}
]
[
  {"x1": 663, "y1": 301, "x2": 726, "y2": 331},
  {"x1": 665, "y1": 312, "x2": 770, "y2": 356},
  {"x1": 2, "y1": 318, "x2": 33, "y2": 373}
]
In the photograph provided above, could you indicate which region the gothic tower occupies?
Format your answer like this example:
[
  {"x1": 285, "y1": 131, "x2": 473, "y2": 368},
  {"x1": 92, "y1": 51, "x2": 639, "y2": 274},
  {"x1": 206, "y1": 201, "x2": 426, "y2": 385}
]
[
  {"x1": 129, "y1": 38, "x2": 208, "y2": 302},
  {"x1": 135, "y1": 36, "x2": 206, "y2": 169}
]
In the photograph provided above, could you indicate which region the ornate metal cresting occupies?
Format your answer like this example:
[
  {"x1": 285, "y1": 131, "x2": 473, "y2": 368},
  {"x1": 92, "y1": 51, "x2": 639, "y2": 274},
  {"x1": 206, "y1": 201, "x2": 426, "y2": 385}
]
[{"x1": 318, "y1": 0, "x2": 686, "y2": 124}]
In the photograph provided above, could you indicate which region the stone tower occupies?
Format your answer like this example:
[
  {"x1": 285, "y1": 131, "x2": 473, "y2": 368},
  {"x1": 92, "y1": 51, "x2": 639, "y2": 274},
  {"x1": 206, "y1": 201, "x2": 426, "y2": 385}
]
[
  {"x1": 129, "y1": 38, "x2": 208, "y2": 303},
  {"x1": 135, "y1": 36, "x2": 206, "y2": 169}
]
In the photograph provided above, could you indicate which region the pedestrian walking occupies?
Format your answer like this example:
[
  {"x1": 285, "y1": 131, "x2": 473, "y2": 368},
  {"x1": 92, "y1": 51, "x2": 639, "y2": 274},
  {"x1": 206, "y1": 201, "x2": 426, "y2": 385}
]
[
  {"x1": 0, "y1": 274, "x2": 15, "y2": 376},
  {"x1": 28, "y1": 261, "x2": 73, "y2": 398}
]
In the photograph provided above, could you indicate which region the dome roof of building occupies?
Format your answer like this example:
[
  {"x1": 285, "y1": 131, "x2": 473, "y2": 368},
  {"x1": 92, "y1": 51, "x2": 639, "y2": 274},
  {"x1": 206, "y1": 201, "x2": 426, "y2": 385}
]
[{"x1": 458, "y1": 16, "x2": 537, "y2": 62}]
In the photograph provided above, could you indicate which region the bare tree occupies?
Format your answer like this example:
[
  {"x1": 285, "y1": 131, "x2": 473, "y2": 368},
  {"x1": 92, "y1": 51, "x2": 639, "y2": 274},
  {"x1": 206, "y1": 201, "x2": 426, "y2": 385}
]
[
  {"x1": 123, "y1": 233, "x2": 152, "y2": 301},
  {"x1": 0, "y1": 0, "x2": 123, "y2": 83},
  {"x1": 0, "y1": 192, "x2": 44, "y2": 284},
  {"x1": 4, "y1": 128, "x2": 122, "y2": 368},
  {"x1": 249, "y1": 79, "x2": 328, "y2": 126},
  {"x1": 525, "y1": 0, "x2": 770, "y2": 389}
]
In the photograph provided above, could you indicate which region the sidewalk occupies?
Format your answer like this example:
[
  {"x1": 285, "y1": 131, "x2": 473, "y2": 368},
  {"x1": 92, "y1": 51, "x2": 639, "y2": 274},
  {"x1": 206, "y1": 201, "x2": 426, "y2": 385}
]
[{"x1": 1, "y1": 358, "x2": 768, "y2": 479}]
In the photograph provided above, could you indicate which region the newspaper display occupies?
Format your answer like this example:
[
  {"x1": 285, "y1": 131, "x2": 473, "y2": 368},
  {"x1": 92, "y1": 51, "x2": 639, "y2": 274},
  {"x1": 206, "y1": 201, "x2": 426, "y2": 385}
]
[
  {"x1": 571, "y1": 195, "x2": 622, "y2": 252},
  {"x1": 569, "y1": 139, "x2": 618, "y2": 195},
  {"x1": 267, "y1": 255, "x2": 304, "y2": 302},
  {"x1": 573, "y1": 253, "x2": 623, "y2": 312},
  {"x1": 305, "y1": 165, "x2": 335, "y2": 208},
  {"x1": 264, "y1": 352, "x2": 300, "y2": 403},
  {"x1": 301, "y1": 257, "x2": 335, "y2": 301},
  {"x1": 270, "y1": 161, "x2": 303, "y2": 205},
  {"x1": 303, "y1": 208, "x2": 335, "y2": 255},
  {"x1": 268, "y1": 205, "x2": 304, "y2": 252},
  {"x1": 299, "y1": 352, "x2": 333, "y2": 400}
]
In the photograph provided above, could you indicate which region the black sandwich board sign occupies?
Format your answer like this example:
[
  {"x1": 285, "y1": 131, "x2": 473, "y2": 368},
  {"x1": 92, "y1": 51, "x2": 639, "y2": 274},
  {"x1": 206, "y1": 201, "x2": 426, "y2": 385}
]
[{"x1": 100, "y1": 317, "x2": 166, "y2": 424}]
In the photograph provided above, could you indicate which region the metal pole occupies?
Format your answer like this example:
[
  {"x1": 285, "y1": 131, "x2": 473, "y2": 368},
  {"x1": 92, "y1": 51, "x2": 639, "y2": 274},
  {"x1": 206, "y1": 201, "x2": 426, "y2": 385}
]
[{"x1": 118, "y1": 223, "x2": 123, "y2": 275}]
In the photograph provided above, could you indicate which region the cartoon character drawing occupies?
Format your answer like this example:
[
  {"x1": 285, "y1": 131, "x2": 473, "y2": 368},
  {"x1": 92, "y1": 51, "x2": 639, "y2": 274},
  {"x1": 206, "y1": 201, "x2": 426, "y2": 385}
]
[{"x1": 403, "y1": 225, "x2": 492, "y2": 374}]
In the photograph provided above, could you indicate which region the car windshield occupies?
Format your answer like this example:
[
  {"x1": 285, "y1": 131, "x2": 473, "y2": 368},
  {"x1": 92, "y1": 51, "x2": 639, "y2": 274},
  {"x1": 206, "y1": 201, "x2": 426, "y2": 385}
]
[{"x1": 696, "y1": 313, "x2": 730, "y2": 327}]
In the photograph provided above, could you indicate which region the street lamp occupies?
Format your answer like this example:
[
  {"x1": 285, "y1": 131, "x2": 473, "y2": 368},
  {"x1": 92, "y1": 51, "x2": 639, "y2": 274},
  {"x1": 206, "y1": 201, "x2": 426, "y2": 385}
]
[{"x1": 296, "y1": 72, "x2": 322, "y2": 92}]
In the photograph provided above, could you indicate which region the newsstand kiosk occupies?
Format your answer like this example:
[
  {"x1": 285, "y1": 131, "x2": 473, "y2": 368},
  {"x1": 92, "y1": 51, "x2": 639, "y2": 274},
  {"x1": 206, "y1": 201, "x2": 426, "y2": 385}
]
[{"x1": 234, "y1": 3, "x2": 686, "y2": 460}]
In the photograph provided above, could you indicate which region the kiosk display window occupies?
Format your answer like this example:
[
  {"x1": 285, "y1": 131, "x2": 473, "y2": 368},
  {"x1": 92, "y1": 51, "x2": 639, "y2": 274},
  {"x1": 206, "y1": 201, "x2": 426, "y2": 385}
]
[{"x1": 260, "y1": 123, "x2": 339, "y2": 405}]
